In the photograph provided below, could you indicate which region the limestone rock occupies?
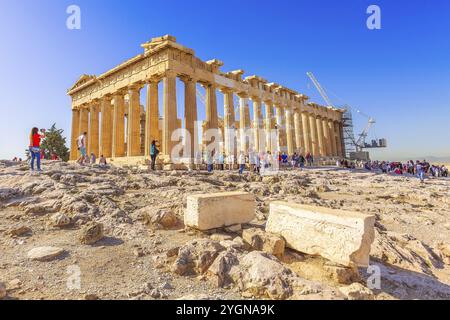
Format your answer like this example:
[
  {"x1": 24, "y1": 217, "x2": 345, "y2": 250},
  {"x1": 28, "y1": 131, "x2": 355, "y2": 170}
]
[
  {"x1": 7, "y1": 225, "x2": 31, "y2": 237},
  {"x1": 0, "y1": 282, "x2": 6, "y2": 299},
  {"x1": 140, "y1": 207, "x2": 178, "y2": 229},
  {"x1": 242, "y1": 227, "x2": 285, "y2": 258},
  {"x1": 49, "y1": 212, "x2": 71, "y2": 228},
  {"x1": 184, "y1": 191, "x2": 255, "y2": 231},
  {"x1": 172, "y1": 239, "x2": 225, "y2": 276},
  {"x1": 266, "y1": 202, "x2": 375, "y2": 267},
  {"x1": 207, "y1": 249, "x2": 241, "y2": 287},
  {"x1": 229, "y1": 251, "x2": 294, "y2": 299},
  {"x1": 79, "y1": 222, "x2": 104, "y2": 245},
  {"x1": 27, "y1": 246, "x2": 65, "y2": 261},
  {"x1": 339, "y1": 283, "x2": 374, "y2": 300},
  {"x1": 323, "y1": 262, "x2": 360, "y2": 284}
]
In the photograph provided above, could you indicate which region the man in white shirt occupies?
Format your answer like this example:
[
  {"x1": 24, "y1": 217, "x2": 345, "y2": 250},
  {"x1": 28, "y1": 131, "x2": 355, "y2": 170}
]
[{"x1": 77, "y1": 132, "x2": 87, "y2": 164}]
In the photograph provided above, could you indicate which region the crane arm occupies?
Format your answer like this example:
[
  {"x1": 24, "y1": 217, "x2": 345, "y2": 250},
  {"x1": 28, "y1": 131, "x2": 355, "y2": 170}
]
[{"x1": 306, "y1": 72, "x2": 335, "y2": 107}]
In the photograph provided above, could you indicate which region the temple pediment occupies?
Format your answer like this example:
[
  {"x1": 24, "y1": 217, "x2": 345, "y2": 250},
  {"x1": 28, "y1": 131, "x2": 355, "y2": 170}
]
[{"x1": 68, "y1": 74, "x2": 96, "y2": 92}]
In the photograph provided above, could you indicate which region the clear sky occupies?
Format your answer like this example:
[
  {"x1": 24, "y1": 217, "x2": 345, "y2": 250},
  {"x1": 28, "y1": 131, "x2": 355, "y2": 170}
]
[{"x1": 0, "y1": 0, "x2": 449, "y2": 161}]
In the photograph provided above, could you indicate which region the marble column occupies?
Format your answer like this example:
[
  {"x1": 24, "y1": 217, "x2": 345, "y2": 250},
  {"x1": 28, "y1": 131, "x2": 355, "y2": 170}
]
[
  {"x1": 183, "y1": 77, "x2": 197, "y2": 162},
  {"x1": 264, "y1": 101, "x2": 274, "y2": 153},
  {"x1": 144, "y1": 80, "x2": 159, "y2": 157},
  {"x1": 239, "y1": 95, "x2": 250, "y2": 153},
  {"x1": 204, "y1": 83, "x2": 218, "y2": 149},
  {"x1": 163, "y1": 73, "x2": 177, "y2": 156},
  {"x1": 70, "y1": 108, "x2": 80, "y2": 160},
  {"x1": 308, "y1": 113, "x2": 319, "y2": 157},
  {"x1": 285, "y1": 107, "x2": 294, "y2": 155},
  {"x1": 112, "y1": 92, "x2": 125, "y2": 158},
  {"x1": 328, "y1": 120, "x2": 337, "y2": 156},
  {"x1": 301, "y1": 112, "x2": 311, "y2": 155},
  {"x1": 336, "y1": 122, "x2": 345, "y2": 157},
  {"x1": 294, "y1": 109, "x2": 304, "y2": 153},
  {"x1": 322, "y1": 118, "x2": 331, "y2": 156},
  {"x1": 88, "y1": 102, "x2": 99, "y2": 157},
  {"x1": 316, "y1": 116, "x2": 325, "y2": 157},
  {"x1": 223, "y1": 90, "x2": 236, "y2": 159},
  {"x1": 100, "y1": 96, "x2": 112, "y2": 157},
  {"x1": 127, "y1": 86, "x2": 141, "y2": 157},
  {"x1": 252, "y1": 98, "x2": 262, "y2": 152}
]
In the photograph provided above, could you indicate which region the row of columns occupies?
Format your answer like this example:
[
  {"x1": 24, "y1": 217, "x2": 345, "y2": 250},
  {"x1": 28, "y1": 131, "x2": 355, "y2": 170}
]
[{"x1": 70, "y1": 73, "x2": 345, "y2": 161}]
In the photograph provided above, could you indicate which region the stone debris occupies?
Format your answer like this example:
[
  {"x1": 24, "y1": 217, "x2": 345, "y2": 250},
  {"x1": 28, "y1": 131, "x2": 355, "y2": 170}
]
[
  {"x1": 27, "y1": 246, "x2": 65, "y2": 261},
  {"x1": 7, "y1": 225, "x2": 32, "y2": 237},
  {"x1": 139, "y1": 207, "x2": 178, "y2": 229},
  {"x1": 242, "y1": 227, "x2": 285, "y2": 258},
  {"x1": 184, "y1": 191, "x2": 255, "y2": 230},
  {"x1": 49, "y1": 212, "x2": 71, "y2": 228},
  {"x1": 339, "y1": 283, "x2": 375, "y2": 300},
  {"x1": 266, "y1": 202, "x2": 375, "y2": 267},
  {"x1": 79, "y1": 222, "x2": 104, "y2": 245},
  {"x1": 0, "y1": 282, "x2": 6, "y2": 299}
]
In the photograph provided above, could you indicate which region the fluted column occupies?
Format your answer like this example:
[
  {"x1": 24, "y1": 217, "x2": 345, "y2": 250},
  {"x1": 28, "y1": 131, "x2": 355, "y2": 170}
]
[
  {"x1": 163, "y1": 73, "x2": 177, "y2": 156},
  {"x1": 70, "y1": 108, "x2": 80, "y2": 160},
  {"x1": 321, "y1": 118, "x2": 331, "y2": 156},
  {"x1": 264, "y1": 101, "x2": 274, "y2": 153},
  {"x1": 301, "y1": 112, "x2": 311, "y2": 154},
  {"x1": 335, "y1": 121, "x2": 344, "y2": 157},
  {"x1": 285, "y1": 107, "x2": 294, "y2": 155},
  {"x1": 308, "y1": 113, "x2": 319, "y2": 157},
  {"x1": 316, "y1": 116, "x2": 326, "y2": 157},
  {"x1": 252, "y1": 98, "x2": 262, "y2": 152},
  {"x1": 112, "y1": 92, "x2": 125, "y2": 158},
  {"x1": 294, "y1": 109, "x2": 304, "y2": 153},
  {"x1": 144, "y1": 80, "x2": 159, "y2": 157},
  {"x1": 239, "y1": 95, "x2": 250, "y2": 153},
  {"x1": 223, "y1": 89, "x2": 236, "y2": 159},
  {"x1": 100, "y1": 96, "x2": 112, "y2": 157},
  {"x1": 127, "y1": 86, "x2": 141, "y2": 157},
  {"x1": 183, "y1": 77, "x2": 197, "y2": 162},
  {"x1": 328, "y1": 120, "x2": 337, "y2": 156},
  {"x1": 88, "y1": 102, "x2": 99, "y2": 157}
]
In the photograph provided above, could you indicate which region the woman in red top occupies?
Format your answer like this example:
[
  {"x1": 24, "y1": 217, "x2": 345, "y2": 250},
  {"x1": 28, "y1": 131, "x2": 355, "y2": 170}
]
[{"x1": 29, "y1": 127, "x2": 45, "y2": 172}]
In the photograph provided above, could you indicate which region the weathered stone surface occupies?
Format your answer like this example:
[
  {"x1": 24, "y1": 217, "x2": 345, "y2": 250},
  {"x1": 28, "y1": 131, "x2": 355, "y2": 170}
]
[
  {"x1": 266, "y1": 202, "x2": 375, "y2": 267},
  {"x1": 0, "y1": 282, "x2": 6, "y2": 299},
  {"x1": 79, "y1": 222, "x2": 104, "y2": 245},
  {"x1": 172, "y1": 239, "x2": 225, "y2": 276},
  {"x1": 49, "y1": 212, "x2": 71, "y2": 227},
  {"x1": 207, "y1": 249, "x2": 241, "y2": 287},
  {"x1": 339, "y1": 283, "x2": 375, "y2": 300},
  {"x1": 242, "y1": 227, "x2": 285, "y2": 258},
  {"x1": 7, "y1": 225, "x2": 31, "y2": 237},
  {"x1": 184, "y1": 191, "x2": 255, "y2": 231},
  {"x1": 139, "y1": 207, "x2": 178, "y2": 229},
  {"x1": 27, "y1": 246, "x2": 65, "y2": 261}
]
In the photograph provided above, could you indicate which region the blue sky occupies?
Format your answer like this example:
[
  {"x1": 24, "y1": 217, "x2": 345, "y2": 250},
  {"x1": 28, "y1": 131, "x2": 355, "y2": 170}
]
[{"x1": 0, "y1": 0, "x2": 449, "y2": 161}]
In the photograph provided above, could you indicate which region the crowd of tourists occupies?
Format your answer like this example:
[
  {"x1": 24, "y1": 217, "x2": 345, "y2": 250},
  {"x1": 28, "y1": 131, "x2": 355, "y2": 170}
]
[
  {"x1": 26, "y1": 127, "x2": 449, "y2": 183},
  {"x1": 353, "y1": 159, "x2": 449, "y2": 182}
]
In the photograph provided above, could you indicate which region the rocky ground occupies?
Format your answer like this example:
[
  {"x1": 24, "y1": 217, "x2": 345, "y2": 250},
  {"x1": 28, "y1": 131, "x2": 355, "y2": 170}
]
[{"x1": 0, "y1": 160, "x2": 449, "y2": 300}]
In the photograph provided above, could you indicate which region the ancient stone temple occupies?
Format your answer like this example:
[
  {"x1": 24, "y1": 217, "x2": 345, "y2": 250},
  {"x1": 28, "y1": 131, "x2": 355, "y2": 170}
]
[{"x1": 68, "y1": 35, "x2": 345, "y2": 167}]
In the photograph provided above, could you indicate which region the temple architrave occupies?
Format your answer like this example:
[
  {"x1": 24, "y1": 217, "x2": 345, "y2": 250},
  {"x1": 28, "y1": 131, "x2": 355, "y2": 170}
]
[{"x1": 68, "y1": 35, "x2": 345, "y2": 168}]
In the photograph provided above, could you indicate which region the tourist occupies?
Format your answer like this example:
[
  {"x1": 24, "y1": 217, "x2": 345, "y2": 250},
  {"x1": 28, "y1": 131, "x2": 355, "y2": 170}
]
[
  {"x1": 195, "y1": 150, "x2": 202, "y2": 171},
  {"x1": 29, "y1": 127, "x2": 45, "y2": 172},
  {"x1": 206, "y1": 150, "x2": 214, "y2": 173},
  {"x1": 218, "y1": 152, "x2": 225, "y2": 171},
  {"x1": 255, "y1": 152, "x2": 261, "y2": 174},
  {"x1": 291, "y1": 152, "x2": 298, "y2": 169},
  {"x1": 299, "y1": 154, "x2": 306, "y2": 170},
  {"x1": 99, "y1": 155, "x2": 107, "y2": 167},
  {"x1": 150, "y1": 140, "x2": 159, "y2": 171},
  {"x1": 238, "y1": 151, "x2": 246, "y2": 174},
  {"x1": 90, "y1": 152, "x2": 97, "y2": 164},
  {"x1": 441, "y1": 165, "x2": 448, "y2": 177},
  {"x1": 416, "y1": 160, "x2": 425, "y2": 183},
  {"x1": 76, "y1": 132, "x2": 87, "y2": 165}
]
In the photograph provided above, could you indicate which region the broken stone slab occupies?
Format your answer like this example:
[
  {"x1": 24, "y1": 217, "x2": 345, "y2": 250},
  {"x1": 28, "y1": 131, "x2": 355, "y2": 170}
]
[
  {"x1": 266, "y1": 202, "x2": 375, "y2": 267},
  {"x1": 242, "y1": 227, "x2": 285, "y2": 258},
  {"x1": 339, "y1": 282, "x2": 375, "y2": 300},
  {"x1": 27, "y1": 246, "x2": 65, "y2": 261},
  {"x1": 184, "y1": 191, "x2": 255, "y2": 231}
]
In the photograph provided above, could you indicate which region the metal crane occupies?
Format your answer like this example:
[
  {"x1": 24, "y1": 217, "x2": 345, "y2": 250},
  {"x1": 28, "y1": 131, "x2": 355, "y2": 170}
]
[{"x1": 306, "y1": 72, "x2": 384, "y2": 153}]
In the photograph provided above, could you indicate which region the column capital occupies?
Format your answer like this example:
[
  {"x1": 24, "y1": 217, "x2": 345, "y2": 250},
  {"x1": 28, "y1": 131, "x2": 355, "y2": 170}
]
[
  {"x1": 236, "y1": 92, "x2": 249, "y2": 98},
  {"x1": 219, "y1": 87, "x2": 233, "y2": 94},
  {"x1": 250, "y1": 96, "x2": 261, "y2": 103},
  {"x1": 179, "y1": 74, "x2": 197, "y2": 84},
  {"x1": 264, "y1": 100, "x2": 273, "y2": 106},
  {"x1": 128, "y1": 83, "x2": 143, "y2": 92}
]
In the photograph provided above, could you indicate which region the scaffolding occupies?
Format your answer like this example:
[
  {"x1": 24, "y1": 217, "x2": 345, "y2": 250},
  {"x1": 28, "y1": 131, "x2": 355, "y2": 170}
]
[{"x1": 342, "y1": 106, "x2": 356, "y2": 158}]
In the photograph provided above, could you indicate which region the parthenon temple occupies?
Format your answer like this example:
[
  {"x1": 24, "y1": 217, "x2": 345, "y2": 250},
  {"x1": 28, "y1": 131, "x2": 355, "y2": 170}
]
[{"x1": 68, "y1": 35, "x2": 345, "y2": 168}]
